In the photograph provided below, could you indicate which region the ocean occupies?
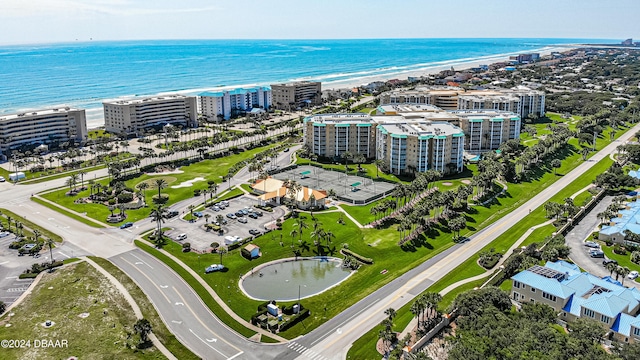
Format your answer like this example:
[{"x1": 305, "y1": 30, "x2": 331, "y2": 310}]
[{"x1": 0, "y1": 38, "x2": 604, "y2": 129}]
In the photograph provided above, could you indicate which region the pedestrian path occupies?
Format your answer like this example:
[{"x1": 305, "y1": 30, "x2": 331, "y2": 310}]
[{"x1": 287, "y1": 341, "x2": 329, "y2": 360}]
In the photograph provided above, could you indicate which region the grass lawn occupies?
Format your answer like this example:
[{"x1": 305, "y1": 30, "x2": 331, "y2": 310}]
[
  {"x1": 340, "y1": 196, "x2": 393, "y2": 225},
  {"x1": 0, "y1": 261, "x2": 165, "y2": 360},
  {"x1": 601, "y1": 246, "x2": 640, "y2": 282},
  {"x1": 347, "y1": 151, "x2": 618, "y2": 355},
  {"x1": 89, "y1": 257, "x2": 199, "y2": 360},
  {"x1": 158, "y1": 210, "x2": 456, "y2": 339},
  {"x1": 135, "y1": 241, "x2": 257, "y2": 339},
  {"x1": 31, "y1": 197, "x2": 105, "y2": 228},
  {"x1": 239, "y1": 183, "x2": 255, "y2": 193},
  {"x1": 0, "y1": 208, "x2": 64, "y2": 242},
  {"x1": 40, "y1": 144, "x2": 278, "y2": 226}
]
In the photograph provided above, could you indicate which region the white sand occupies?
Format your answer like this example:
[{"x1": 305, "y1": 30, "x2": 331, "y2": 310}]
[{"x1": 171, "y1": 177, "x2": 205, "y2": 188}]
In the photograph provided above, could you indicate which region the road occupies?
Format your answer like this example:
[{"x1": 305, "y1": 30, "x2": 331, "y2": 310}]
[{"x1": 0, "y1": 118, "x2": 636, "y2": 360}]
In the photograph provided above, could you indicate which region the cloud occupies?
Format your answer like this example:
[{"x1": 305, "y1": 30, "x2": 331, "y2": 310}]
[{"x1": 0, "y1": 0, "x2": 218, "y2": 18}]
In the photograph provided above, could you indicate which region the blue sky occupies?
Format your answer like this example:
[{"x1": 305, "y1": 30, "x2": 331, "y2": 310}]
[{"x1": 0, "y1": 0, "x2": 637, "y2": 45}]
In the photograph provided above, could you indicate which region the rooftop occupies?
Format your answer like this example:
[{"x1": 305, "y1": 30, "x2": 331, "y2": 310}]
[
  {"x1": 199, "y1": 86, "x2": 270, "y2": 98},
  {"x1": 103, "y1": 94, "x2": 193, "y2": 106},
  {"x1": 600, "y1": 198, "x2": 640, "y2": 237},
  {"x1": 0, "y1": 107, "x2": 81, "y2": 121}
]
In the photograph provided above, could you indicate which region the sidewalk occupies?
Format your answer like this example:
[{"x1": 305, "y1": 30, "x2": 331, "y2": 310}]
[
  {"x1": 138, "y1": 238, "x2": 288, "y2": 343},
  {"x1": 85, "y1": 257, "x2": 178, "y2": 360}
]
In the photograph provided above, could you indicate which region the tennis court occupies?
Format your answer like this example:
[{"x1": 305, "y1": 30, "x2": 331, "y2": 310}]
[{"x1": 273, "y1": 165, "x2": 396, "y2": 204}]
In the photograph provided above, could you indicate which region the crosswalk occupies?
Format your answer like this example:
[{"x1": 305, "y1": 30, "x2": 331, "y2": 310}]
[{"x1": 287, "y1": 342, "x2": 328, "y2": 360}]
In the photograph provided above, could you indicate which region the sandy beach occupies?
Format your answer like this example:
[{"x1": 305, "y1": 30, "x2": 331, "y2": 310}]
[{"x1": 322, "y1": 46, "x2": 573, "y2": 90}]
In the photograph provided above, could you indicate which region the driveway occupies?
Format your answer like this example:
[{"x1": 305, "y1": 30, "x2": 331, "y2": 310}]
[
  {"x1": 162, "y1": 195, "x2": 285, "y2": 252},
  {"x1": 0, "y1": 234, "x2": 90, "y2": 306},
  {"x1": 566, "y1": 195, "x2": 640, "y2": 290}
]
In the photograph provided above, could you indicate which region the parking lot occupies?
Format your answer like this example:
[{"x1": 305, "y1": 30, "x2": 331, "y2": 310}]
[{"x1": 164, "y1": 195, "x2": 285, "y2": 252}]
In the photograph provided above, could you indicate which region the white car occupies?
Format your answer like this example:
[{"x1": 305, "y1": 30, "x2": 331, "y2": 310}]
[
  {"x1": 629, "y1": 271, "x2": 639, "y2": 280},
  {"x1": 205, "y1": 264, "x2": 224, "y2": 273},
  {"x1": 0, "y1": 176, "x2": 5, "y2": 182}
]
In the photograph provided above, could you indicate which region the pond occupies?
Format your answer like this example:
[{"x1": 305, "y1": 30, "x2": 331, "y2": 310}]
[{"x1": 239, "y1": 257, "x2": 353, "y2": 301}]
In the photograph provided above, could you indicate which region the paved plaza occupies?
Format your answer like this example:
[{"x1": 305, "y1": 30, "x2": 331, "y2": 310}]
[{"x1": 273, "y1": 165, "x2": 395, "y2": 204}]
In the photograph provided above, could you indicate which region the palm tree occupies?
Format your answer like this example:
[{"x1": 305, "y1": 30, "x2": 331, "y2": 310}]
[
  {"x1": 374, "y1": 159, "x2": 385, "y2": 178},
  {"x1": 384, "y1": 307, "x2": 396, "y2": 321},
  {"x1": 606, "y1": 261, "x2": 618, "y2": 276},
  {"x1": 45, "y1": 237, "x2": 54, "y2": 267},
  {"x1": 204, "y1": 213, "x2": 211, "y2": 224},
  {"x1": 137, "y1": 181, "x2": 149, "y2": 201},
  {"x1": 619, "y1": 266, "x2": 631, "y2": 285},
  {"x1": 188, "y1": 204, "x2": 195, "y2": 221},
  {"x1": 150, "y1": 206, "x2": 167, "y2": 248},
  {"x1": 78, "y1": 170, "x2": 87, "y2": 189},
  {"x1": 154, "y1": 178, "x2": 168, "y2": 200}
]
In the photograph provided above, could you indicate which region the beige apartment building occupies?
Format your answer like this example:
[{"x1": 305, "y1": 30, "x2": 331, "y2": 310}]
[
  {"x1": 303, "y1": 113, "x2": 377, "y2": 159},
  {"x1": 271, "y1": 81, "x2": 322, "y2": 110},
  {"x1": 376, "y1": 119, "x2": 464, "y2": 175},
  {"x1": 380, "y1": 87, "x2": 545, "y2": 118},
  {"x1": 103, "y1": 95, "x2": 198, "y2": 135},
  {"x1": 303, "y1": 113, "x2": 464, "y2": 175},
  {"x1": 0, "y1": 107, "x2": 87, "y2": 156},
  {"x1": 376, "y1": 105, "x2": 521, "y2": 154}
]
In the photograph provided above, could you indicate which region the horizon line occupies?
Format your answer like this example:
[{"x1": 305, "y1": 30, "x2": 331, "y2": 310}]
[{"x1": 0, "y1": 36, "x2": 626, "y2": 47}]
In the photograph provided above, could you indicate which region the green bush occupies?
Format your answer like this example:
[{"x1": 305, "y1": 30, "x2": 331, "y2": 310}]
[
  {"x1": 117, "y1": 192, "x2": 134, "y2": 203},
  {"x1": 341, "y1": 249, "x2": 373, "y2": 264}
]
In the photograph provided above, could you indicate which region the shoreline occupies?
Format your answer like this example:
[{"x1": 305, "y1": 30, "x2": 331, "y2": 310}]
[{"x1": 20, "y1": 44, "x2": 577, "y2": 130}]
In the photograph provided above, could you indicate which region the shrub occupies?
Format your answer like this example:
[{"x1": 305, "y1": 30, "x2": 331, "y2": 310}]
[
  {"x1": 152, "y1": 194, "x2": 169, "y2": 205},
  {"x1": 632, "y1": 251, "x2": 640, "y2": 265},
  {"x1": 182, "y1": 243, "x2": 191, "y2": 252},
  {"x1": 341, "y1": 249, "x2": 373, "y2": 264},
  {"x1": 210, "y1": 242, "x2": 220, "y2": 250},
  {"x1": 117, "y1": 192, "x2": 134, "y2": 203},
  {"x1": 613, "y1": 244, "x2": 627, "y2": 255}
]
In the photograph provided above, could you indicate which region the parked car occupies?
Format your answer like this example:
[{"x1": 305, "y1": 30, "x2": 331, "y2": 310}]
[
  {"x1": 226, "y1": 213, "x2": 237, "y2": 219},
  {"x1": 218, "y1": 203, "x2": 226, "y2": 209},
  {"x1": 235, "y1": 211, "x2": 244, "y2": 217},
  {"x1": 212, "y1": 206, "x2": 221, "y2": 211},
  {"x1": 193, "y1": 211, "x2": 204, "y2": 218},
  {"x1": 283, "y1": 148, "x2": 290, "y2": 152},
  {"x1": 249, "y1": 229, "x2": 261, "y2": 236},
  {"x1": 238, "y1": 217, "x2": 248, "y2": 224},
  {"x1": 0, "y1": 231, "x2": 10, "y2": 238},
  {"x1": 254, "y1": 211, "x2": 263, "y2": 217},
  {"x1": 589, "y1": 250, "x2": 604, "y2": 258},
  {"x1": 583, "y1": 241, "x2": 599, "y2": 248},
  {"x1": 248, "y1": 213, "x2": 258, "y2": 219},
  {"x1": 176, "y1": 233, "x2": 187, "y2": 241},
  {"x1": 221, "y1": 200, "x2": 230, "y2": 206},
  {"x1": 629, "y1": 270, "x2": 639, "y2": 280},
  {"x1": 120, "y1": 222, "x2": 134, "y2": 229},
  {"x1": 603, "y1": 259, "x2": 618, "y2": 266},
  {"x1": 205, "y1": 264, "x2": 224, "y2": 273},
  {"x1": 164, "y1": 210, "x2": 179, "y2": 218},
  {"x1": 0, "y1": 176, "x2": 5, "y2": 182}
]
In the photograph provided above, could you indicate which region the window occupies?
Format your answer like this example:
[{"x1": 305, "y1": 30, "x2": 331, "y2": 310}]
[
  {"x1": 531, "y1": 288, "x2": 536, "y2": 293},
  {"x1": 513, "y1": 281, "x2": 521, "y2": 289},
  {"x1": 601, "y1": 315, "x2": 610, "y2": 323},
  {"x1": 584, "y1": 309, "x2": 595, "y2": 318},
  {"x1": 633, "y1": 327, "x2": 640, "y2": 337},
  {"x1": 542, "y1": 292, "x2": 557, "y2": 302}
]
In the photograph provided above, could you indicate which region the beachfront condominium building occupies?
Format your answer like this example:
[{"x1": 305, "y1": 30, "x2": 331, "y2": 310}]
[
  {"x1": 376, "y1": 119, "x2": 464, "y2": 175},
  {"x1": 451, "y1": 110, "x2": 521, "y2": 154},
  {"x1": 303, "y1": 113, "x2": 464, "y2": 175},
  {"x1": 380, "y1": 87, "x2": 545, "y2": 119},
  {"x1": 271, "y1": 81, "x2": 322, "y2": 110},
  {"x1": 103, "y1": 95, "x2": 198, "y2": 135},
  {"x1": 0, "y1": 107, "x2": 88, "y2": 156},
  {"x1": 199, "y1": 87, "x2": 272, "y2": 121},
  {"x1": 376, "y1": 105, "x2": 521, "y2": 155},
  {"x1": 303, "y1": 114, "x2": 377, "y2": 159}
]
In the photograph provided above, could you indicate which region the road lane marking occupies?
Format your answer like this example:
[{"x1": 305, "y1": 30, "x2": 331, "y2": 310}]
[
  {"x1": 57, "y1": 251, "x2": 70, "y2": 258},
  {"x1": 119, "y1": 257, "x2": 172, "y2": 304},
  {"x1": 130, "y1": 254, "x2": 153, "y2": 269},
  {"x1": 188, "y1": 328, "x2": 229, "y2": 358},
  {"x1": 173, "y1": 286, "x2": 244, "y2": 353},
  {"x1": 172, "y1": 320, "x2": 183, "y2": 324},
  {"x1": 227, "y1": 352, "x2": 244, "y2": 360},
  {"x1": 308, "y1": 298, "x2": 381, "y2": 346},
  {"x1": 0, "y1": 261, "x2": 9, "y2": 265}
]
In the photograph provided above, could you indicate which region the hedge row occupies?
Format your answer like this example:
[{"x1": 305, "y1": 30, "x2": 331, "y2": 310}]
[{"x1": 341, "y1": 249, "x2": 373, "y2": 264}]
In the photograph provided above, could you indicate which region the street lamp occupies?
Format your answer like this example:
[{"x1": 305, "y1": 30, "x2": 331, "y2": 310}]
[{"x1": 298, "y1": 284, "x2": 307, "y2": 313}]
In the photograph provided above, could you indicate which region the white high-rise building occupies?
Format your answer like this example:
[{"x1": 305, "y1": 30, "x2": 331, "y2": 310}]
[
  {"x1": 103, "y1": 95, "x2": 197, "y2": 135},
  {"x1": 199, "y1": 87, "x2": 272, "y2": 121},
  {"x1": 0, "y1": 107, "x2": 87, "y2": 156}
]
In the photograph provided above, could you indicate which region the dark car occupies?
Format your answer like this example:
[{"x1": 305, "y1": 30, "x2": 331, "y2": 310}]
[
  {"x1": 248, "y1": 213, "x2": 258, "y2": 219},
  {"x1": 603, "y1": 259, "x2": 618, "y2": 266},
  {"x1": 164, "y1": 210, "x2": 179, "y2": 218},
  {"x1": 249, "y1": 229, "x2": 261, "y2": 236},
  {"x1": 254, "y1": 211, "x2": 263, "y2": 217},
  {"x1": 193, "y1": 211, "x2": 204, "y2": 218},
  {"x1": 120, "y1": 222, "x2": 134, "y2": 229},
  {"x1": 235, "y1": 211, "x2": 244, "y2": 217}
]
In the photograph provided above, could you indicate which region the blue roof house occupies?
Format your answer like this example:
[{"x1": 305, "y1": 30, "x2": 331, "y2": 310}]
[{"x1": 511, "y1": 261, "x2": 640, "y2": 344}]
